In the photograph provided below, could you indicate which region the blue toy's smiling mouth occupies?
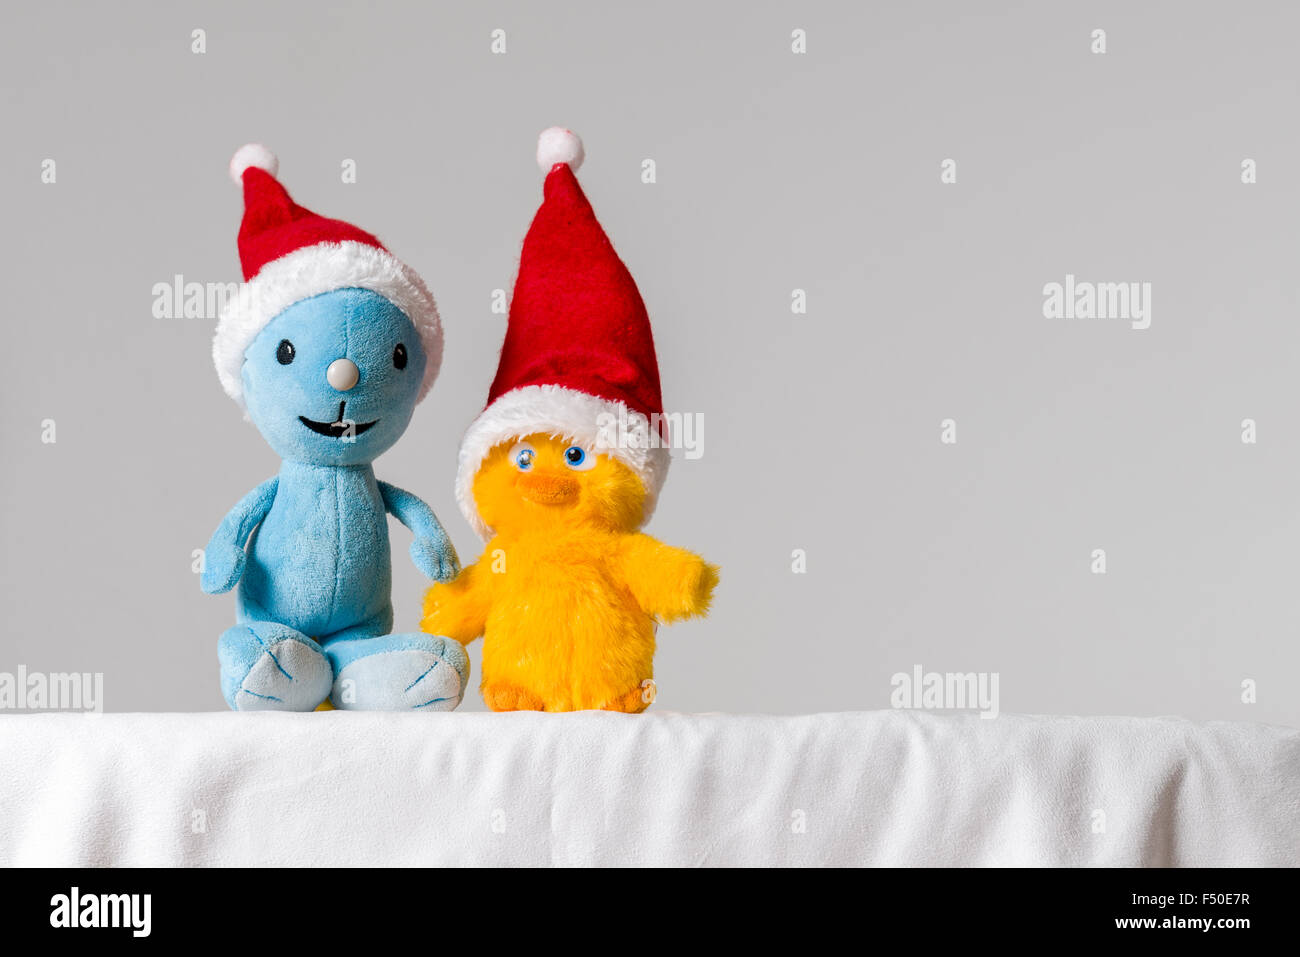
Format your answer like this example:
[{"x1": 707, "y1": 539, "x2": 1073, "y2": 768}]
[{"x1": 299, "y1": 402, "x2": 378, "y2": 439}]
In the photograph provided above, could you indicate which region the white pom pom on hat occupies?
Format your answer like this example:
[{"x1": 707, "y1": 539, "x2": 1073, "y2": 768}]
[
  {"x1": 228, "y1": 143, "x2": 279, "y2": 185},
  {"x1": 536, "y1": 127, "x2": 584, "y2": 173}
]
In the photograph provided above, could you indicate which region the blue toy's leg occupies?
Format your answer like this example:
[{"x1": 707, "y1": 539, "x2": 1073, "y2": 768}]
[
  {"x1": 322, "y1": 626, "x2": 469, "y2": 712},
  {"x1": 218, "y1": 622, "x2": 332, "y2": 712}
]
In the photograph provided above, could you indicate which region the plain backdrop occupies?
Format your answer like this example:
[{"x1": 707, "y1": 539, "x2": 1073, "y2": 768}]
[{"x1": 1, "y1": 1, "x2": 1297, "y2": 724}]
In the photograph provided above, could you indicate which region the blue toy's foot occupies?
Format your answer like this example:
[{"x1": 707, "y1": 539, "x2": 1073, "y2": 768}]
[
  {"x1": 324, "y1": 633, "x2": 469, "y2": 711},
  {"x1": 218, "y1": 623, "x2": 332, "y2": 712}
]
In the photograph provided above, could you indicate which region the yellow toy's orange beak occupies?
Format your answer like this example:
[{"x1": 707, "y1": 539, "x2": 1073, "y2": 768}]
[{"x1": 515, "y1": 470, "x2": 580, "y2": 506}]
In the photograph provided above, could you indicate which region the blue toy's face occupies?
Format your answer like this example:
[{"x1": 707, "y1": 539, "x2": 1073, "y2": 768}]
[{"x1": 242, "y1": 288, "x2": 426, "y2": 466}]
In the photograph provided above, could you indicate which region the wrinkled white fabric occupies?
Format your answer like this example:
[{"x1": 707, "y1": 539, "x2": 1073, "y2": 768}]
[{"x1": 1, "y1": 711, "x2": 1295, "y2": 866}]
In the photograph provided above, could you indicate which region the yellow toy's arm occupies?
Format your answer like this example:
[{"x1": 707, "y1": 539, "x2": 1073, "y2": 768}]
[
  {"x1": 617, "y1": 533, "x2": 719, "y2": 623},
  {"x1": 421, "y1": 558, "x2": 493, "y2": 644}
]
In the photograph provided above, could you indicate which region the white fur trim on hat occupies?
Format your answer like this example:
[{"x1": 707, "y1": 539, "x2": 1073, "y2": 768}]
[
  {"x1": 455, "y1": 384, "x2": 671, "y2": 541},
  {"x1": 213, "y1": 240, "x2": 443, "y2": 408},
  {"x1": 229, "y1": 143, "x2": 279, "y2": 185},
  {"x1": 536, "y1": 127, "x2": 584, "y2": 173}
]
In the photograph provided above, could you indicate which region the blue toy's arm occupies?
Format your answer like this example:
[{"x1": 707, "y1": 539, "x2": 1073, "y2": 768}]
[
  {"x1": 200, "y1": 477, "x2": 278, "y2": 595},
  {"x1": 378, "y1": 481, "x2": 461, "y2": 583}
]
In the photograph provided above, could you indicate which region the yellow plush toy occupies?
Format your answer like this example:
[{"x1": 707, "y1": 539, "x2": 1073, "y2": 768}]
[{"x1": 421, "y1": 128, "x2": 718, "y2": 712}]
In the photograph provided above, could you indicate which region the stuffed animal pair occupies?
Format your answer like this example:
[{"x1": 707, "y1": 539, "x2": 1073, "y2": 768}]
[{"x1": 203, "y1": 131, "x2": 716, "y2": 714}]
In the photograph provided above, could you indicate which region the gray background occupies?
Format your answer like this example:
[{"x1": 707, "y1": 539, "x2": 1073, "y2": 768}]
[{"x1": 1, "y1": 1, "x2": 1297, "y2": 725}]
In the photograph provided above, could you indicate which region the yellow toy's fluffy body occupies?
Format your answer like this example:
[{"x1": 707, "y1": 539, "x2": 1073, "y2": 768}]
[{"x1": 422, "y1": 434, "x2": 717, "y2": 712}]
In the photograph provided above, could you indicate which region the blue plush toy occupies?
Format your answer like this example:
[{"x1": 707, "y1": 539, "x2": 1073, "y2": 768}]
[{"x1": 201, "y1": 144, "x2": 466, "y2": 712}]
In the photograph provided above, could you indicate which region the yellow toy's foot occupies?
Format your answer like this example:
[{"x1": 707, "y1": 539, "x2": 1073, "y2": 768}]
[
  {"x1": 599, "y1": 681, "x2": 654, "y2": 714},
  {"x1": 482, "y1": 682, "x2": 547, "y2": 712}
]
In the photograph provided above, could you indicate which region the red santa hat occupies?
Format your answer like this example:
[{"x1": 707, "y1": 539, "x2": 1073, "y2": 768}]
[
  {"x1": 213, "y1": 144, "x2": 443, "y2": 408},
  {"x1": 456, "y1": 128, "x2": 671, "y2": 540}
]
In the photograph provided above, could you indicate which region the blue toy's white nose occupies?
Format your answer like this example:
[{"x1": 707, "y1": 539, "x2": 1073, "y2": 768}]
[{"x1": 327, "y1": 358, "x2": 360, "y2": 391}]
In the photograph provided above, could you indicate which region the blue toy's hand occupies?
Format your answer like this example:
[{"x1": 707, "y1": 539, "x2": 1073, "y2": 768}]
[
  {"x1": 379, "y1": 481, "x2": 461, "y2": 582},
  {"x1": 201, "y1": 478, "x2": 277, "y2": 597},
  {"x1": 201, "y1": 543, "x2": 247, "y2": 594},
  {"x1": 410, "y1": 536, "x2": 461, "y2": 583}
]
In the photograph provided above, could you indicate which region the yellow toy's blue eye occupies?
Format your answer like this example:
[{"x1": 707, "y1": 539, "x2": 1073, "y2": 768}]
[
  {"x1": 509, "y1": 441, "x2": 535, "y2": 471},
  {"x1": 563, "y1": 445, "x2": 596, "y2": 471}
]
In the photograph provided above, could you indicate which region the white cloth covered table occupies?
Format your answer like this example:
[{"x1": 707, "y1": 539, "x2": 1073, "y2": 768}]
[{"x1": 1, "y1": 711, "x2": 1296, "y2": 866}]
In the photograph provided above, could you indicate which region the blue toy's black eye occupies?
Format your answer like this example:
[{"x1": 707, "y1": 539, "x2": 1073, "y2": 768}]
[
  {"x1": 276, "y1": 340, "x2": 295, "y2": 365},
  {"x1": 393, "y1": 343, "x2": 407, "y2": 370}
]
